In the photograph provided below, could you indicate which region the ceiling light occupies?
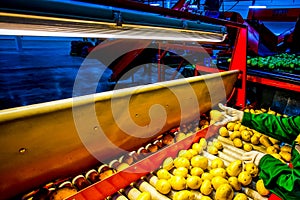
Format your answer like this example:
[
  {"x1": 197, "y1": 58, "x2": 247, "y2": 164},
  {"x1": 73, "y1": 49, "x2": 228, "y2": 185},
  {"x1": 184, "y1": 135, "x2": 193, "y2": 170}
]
[
  {"x1": 249, "y1": 6, "x2": 267, "y2": 9},
  {"x1": 150, "y1": 3, "x2": 160, "y2": 6}
]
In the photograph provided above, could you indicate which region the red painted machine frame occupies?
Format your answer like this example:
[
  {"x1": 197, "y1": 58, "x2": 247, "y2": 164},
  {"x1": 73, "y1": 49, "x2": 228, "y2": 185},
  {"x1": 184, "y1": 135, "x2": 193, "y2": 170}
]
[{"x1": 156, "y1": 25, "x2": 247, "y2": 108}]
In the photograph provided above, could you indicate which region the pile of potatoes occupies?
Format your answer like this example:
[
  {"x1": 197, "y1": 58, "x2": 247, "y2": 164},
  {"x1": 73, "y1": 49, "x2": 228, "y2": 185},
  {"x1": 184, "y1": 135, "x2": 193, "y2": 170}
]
[
  {"x1": 217, "y1": 108, "x2": 292, "y2": 164},
  {"x1": 148, "y1": 138, "x2": 270, "y2": 200}
]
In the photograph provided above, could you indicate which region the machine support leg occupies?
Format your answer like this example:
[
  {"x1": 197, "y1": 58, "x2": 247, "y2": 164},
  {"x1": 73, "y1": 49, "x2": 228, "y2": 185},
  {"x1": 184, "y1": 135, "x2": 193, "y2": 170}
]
[
  {"x1": 15, "y1": 36, "x2": 22, "y2": 51},
  {"x1": 229, "y1": 27, "x2": 247, "y2": 108}
]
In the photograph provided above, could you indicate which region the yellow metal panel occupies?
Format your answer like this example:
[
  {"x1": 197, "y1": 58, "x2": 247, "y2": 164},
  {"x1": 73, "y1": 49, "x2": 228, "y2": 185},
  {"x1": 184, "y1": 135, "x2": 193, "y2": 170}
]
[{"x1": 0, "y1": 70, "x2": 239, "y2": 198}]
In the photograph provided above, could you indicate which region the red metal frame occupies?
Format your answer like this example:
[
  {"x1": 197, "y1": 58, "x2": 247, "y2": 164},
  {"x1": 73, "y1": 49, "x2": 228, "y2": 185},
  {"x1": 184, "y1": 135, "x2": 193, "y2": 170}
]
[
  {"x1": 172, "y1": 59, "x2": 185, "y2": 79},
  {"x1": 246, "y1": 75, "x2": 300, "y2": 93},
  {"x1": 110, "y1": 47, "x2": 149, "y2": 82},
  {"x1": 229, "y1": 27, "x2": 247, "y2": 108},
  {"x1": 157, "y1": 42, "x2": 214, "y2": 81},
  {"x1": 91, "y1": 40, "x2": 152, "y2": 82},
  {"x1": 195, "y1": 27, "x2": 247, "y2": 108},
  {"x1": 171, "y1": 0, "x2": 186, "y2": 11},
  {"x1": 67, "y1": 125, "x2": 219, "y2": 200},
  {"x1": 157, "y1": 47, "x2": 169, "y2": 82}
]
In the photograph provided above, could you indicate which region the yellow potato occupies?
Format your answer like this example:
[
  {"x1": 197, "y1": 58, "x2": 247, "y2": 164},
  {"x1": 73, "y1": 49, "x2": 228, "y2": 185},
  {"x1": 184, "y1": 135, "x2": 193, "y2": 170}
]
[
  {"x1": 256, "y1": 179, "x2": 270, "y2": 196},
  {"x1": 210, "y1": 168, "x2": 227, "y2": 178},
  {"x1": 162, "y1": 157, "x2": 174, "y2": 171},
  {"x1": 173, "y1": 167, "x2": 188, "y2": 178},
  {"x1": 156, "y1": 168, "x2": 172, "y2": 180},
  {"x1": 213, "y1": 141, "x2": 223, "y2": 150},
  {"x1": 208, "y1": 146, "x2": 219, "y2": 155},
  {"x1": 186, "y1": 176, "x2": 202, "y2": 190},
  {"x1": 279, "y1": 151, "x2": 292, "y2": 162},
  {"x1": 233, "y1": 193, "x2": 248, "y2": 200},
  {"x1": 230, "y1": 131, "x2": 241, "y2": 140},
  {"x1": 155, "y1": 179, "x2": 171, "y2": 194},
  {"x1": 281, "y1": 145, "x2": 292, "y2": 153},
  {"x1": 238, "y1": 171, "x2": 252, "y2": 186},
  {"x1": 243, "y1": 163, "x2": 259, "y2": 178},
  {"x1": 169, "y1": 176, "x2": 186, "y2": 190},
  {"x1": 233, "y1": 138, "x2": 243, "y2": 148},
  {"x1": 174, "y1": 157, "x2": 190, "y2": 169},
  {"x1": 266, "y1": 146, "x2": 278, "y2": 154},
  {"x1": 215, "y1": 183, "x2": 234, "y2": 200},
  {"x1": 211, "y1": 176, "x2": 228, "y2": 190},
  {"x1": 173, "y1": 190, "x2": 194, "y2": 200},
  {"x1": 219, "y1": 127, "x2": 229, "y2": 137},
  {"x1": 201, "y1": 172, "x2": 214, "y2": 180},
  {"x1": 191, "y1": 143, "x2": 203, "y2": 154},
  {"x1": 200, "y1": 179, "x2": 213, "y2": 196},
  {"x1": 241, "y1": 130, "x2": 252, "y2": 142},
  {"x1": 191, "y1": 155, "x2": 208, "y2": 170},
  {"x1": 228, "y1": 176, "x2": 241, "y2": 191},
  {"x1": 226, "y1": 160, "x2": 243, "y2": 177},
  {"x1": 243, "y1": 143, "x2": 253, "y2": 152},
  {"x1": 227, "y1": 122, "x2": 236, "y2": 131},
  {"x1": 250, "y1": 135, "x2": 260, "y2": 145},
  {"x1": 211, "y1": 157, "x2": 225, "y2": 169},
  {"x1": 190, "y1": 167, "x2": 204, "y2": 176},
  {"x1": 234, "y1": 123, "x2": 241, "y2": 131}
]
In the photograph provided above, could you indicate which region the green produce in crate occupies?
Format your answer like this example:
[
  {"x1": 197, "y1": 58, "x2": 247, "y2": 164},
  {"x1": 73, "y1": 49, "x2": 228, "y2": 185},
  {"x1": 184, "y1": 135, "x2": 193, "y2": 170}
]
[
  {"x1": 268, "y1": 63, "x2": 275, "y2": 70},
  {"x1": 258, "y1": 61, "x2": 264, "y2": 68},
  {"x1": 250, "y1": 60, "x2": 257, "y2": 67},
  {"x1": 247, "y1": 53, "x2": 300, "y2": 73}
]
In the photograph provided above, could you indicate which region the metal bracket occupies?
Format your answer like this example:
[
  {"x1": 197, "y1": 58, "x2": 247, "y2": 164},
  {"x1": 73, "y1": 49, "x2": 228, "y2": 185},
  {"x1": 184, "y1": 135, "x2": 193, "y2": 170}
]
[
  {"x1": 182, "y1": 21, "x2": 188, "y2": 29},
  {"x1": 113, "y1": 10, "x2": 122, "y2": 26}
]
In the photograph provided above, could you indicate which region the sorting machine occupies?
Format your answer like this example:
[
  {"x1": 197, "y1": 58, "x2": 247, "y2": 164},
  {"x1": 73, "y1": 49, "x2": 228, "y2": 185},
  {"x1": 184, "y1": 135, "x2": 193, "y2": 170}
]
[{"x1": 0, "y1": 0, "x2": 249, "y2": 199}]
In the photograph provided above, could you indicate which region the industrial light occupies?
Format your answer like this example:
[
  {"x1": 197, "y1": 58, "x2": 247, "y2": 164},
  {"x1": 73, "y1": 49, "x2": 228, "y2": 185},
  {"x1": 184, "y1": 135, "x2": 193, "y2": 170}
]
[
  {"x1": 188, "y1": 5, "x2": 198, "y2": 9},
  {"x1": 0, "y1": 12, "x2": 226, "y2": 42},
  {"x1": 249, "y1": 6, "x2": 267, "y2": 8},
  {"x1": 150, "y1": 3, "x2": 160, "y2": 6}
]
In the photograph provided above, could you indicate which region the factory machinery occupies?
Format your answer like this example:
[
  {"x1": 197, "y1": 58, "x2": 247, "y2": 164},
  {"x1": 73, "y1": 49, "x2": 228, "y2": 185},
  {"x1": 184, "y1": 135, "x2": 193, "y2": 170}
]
[
  {"x1": 218, "y1": 8, "x2": 300, "y2": 97},
  {"x1": 0, "y1": 0, "x2": 297, "y2": 199},
  {"x1": 170, "y1": 0, "x2": 300, "y2": 102}
]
